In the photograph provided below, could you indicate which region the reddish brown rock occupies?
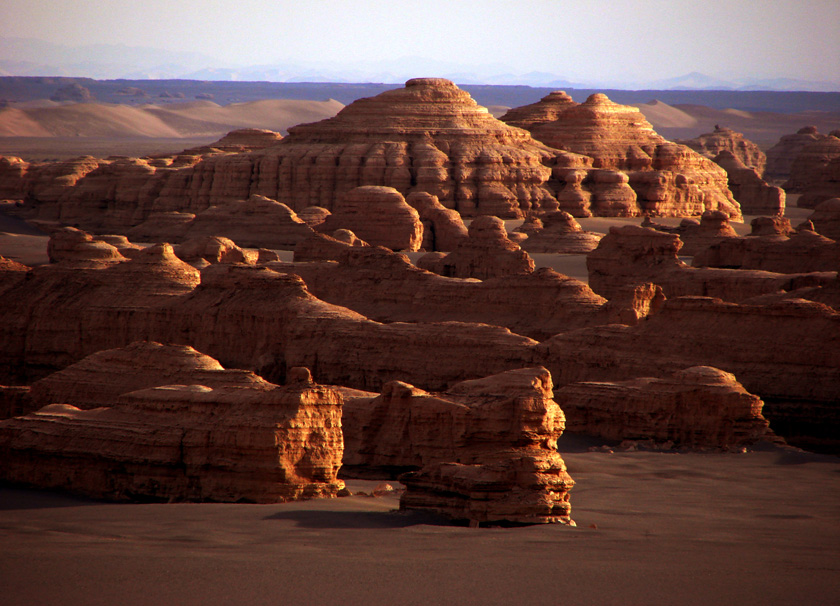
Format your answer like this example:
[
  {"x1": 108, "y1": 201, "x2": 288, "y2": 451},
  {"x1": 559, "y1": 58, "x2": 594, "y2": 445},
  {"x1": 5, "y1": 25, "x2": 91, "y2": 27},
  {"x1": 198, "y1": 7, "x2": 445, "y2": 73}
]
[
  {"x1": 678, "y1": 126, "x2": 766, "y2": 175},
  {"x1": 173, "y1": 236, "x2": 253, "y2": 268},
  {"x1": 693, "y1": 227, "x2": 839, "y2": 275},
  {"x1": 788, "y1": 134, "x2": 840, "y2": 208},
  {"x1": 764, "y1": 126, "x2": 824, "y2": 183},
  {"x1": 344, "y1": 367, "x2": 574, "y2": 524},
  {"x1": 537, "y1": 296, "x2": 840, "y2": 452},
  {"x1": 25, "y1": 341, "x2": 269, "y2": 415},
  {"x1": 713, "y1": 151, "x2": 785, "y2": 215},
  {"x1": 126, "y1": 211, "x2": 194, "y2": 242},
  {"x1": 642, "y1": 210, "x2": 739, "y2": 256},
  {"x1": 293, "y1": 229, "x2": 369, "y2": 262},
  {"x1": 499, "y1": 90, "x2": 578, "y2": 130},
  {"x1": 200, "y1": 128, "x2": 283, "y2": 152},
  {"x1": 806, "y1": 198, "x2": 840, "y2": 240},
  {"x1": 406, "y1": 191, "x2": 468, "y2": 251},
  {"x1": 750, "y1": 215, "x2": 794, "y2": 237},
  {"x1": 273, "y1": 246, "x2": 659, "y2": 341},
  {"x1": 0, "y1": 256, "x2": 29, "y2": 297},
  {"x1": 0, "y1": 377, "x2": 344, "y2": 503},
  {"x1": 555, "y1": 366, "x2": 770, "y2": 448},
  {"x1": 417, "y1": 215, "x2": 534, "y2": 279},
  {"x1": 319, "y1": 186, "x2": 423, "y2": 251},
  {"x1": 296, "y1": 206, "x2": 331, "y2": 228},
  {"x1": 587, "y1": 225, "x2": 836, "y2": 302},
  {"x1": 22, "y1": 156, "x2": 104, "y2": 218},
  {"x1": 505, "y1": 93, "x2": 741, "y2": 219},
  {"x1": 519, "y1": 210, "x2": 603, "y2": 253},
  {"x1": 0, "y1": 156, "x2": 28, "y2": 199},
  {"x1": 47, "y1": 226, "x2": 126, "y2": 267},
  {"x1": 93, "y1": 234, "x2": 144, "y2": 259}
]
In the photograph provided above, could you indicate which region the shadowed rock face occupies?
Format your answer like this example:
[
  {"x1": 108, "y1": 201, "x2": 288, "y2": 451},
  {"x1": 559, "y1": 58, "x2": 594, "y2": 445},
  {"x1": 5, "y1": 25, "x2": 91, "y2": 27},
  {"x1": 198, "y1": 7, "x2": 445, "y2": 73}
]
[
  {"x1": 764, "y1": 126, "x2": 824, "y2": 183},
  {"x1": 713, "y1": 151, "x2": 785, "y2": 215},
  {"x1": 678, "y1": 126, "x2": 766, "y2": 176},
  {"x1": 518, "y1": 210, "x2": 603, "y2": 254},
  {"x1": 786, "y1": 134, "x2": 840, "y2": 208},
  {"x1": 806, "y1": 198, "x2": 840, "y2": 240},
  {"x1": 587, "y1": 224, "x2": 836, "y2": 303},
  {"x1": 555, "y1": 366, "x2": 770, "y2": 448},
  {"x1": 502, "y1": 92, "x2": 742, "y2": 219},
  {"x1": 642, "y1": 210, "x2": 739, "y2": 256}
]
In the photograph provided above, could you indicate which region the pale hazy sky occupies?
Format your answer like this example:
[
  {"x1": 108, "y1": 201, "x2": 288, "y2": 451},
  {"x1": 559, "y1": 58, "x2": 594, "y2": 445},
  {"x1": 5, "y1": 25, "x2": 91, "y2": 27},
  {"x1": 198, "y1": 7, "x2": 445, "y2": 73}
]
[{"x1": 2, "y1": 0, "x2": 839, "y2": 83}]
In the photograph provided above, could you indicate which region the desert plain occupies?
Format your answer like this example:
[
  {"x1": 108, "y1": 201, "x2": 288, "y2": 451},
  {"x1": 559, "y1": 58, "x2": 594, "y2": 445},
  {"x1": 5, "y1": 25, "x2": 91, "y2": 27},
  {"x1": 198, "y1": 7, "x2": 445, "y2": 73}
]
[{"x1": 1, "y1": 76, "x2": 840, "y2": 606}]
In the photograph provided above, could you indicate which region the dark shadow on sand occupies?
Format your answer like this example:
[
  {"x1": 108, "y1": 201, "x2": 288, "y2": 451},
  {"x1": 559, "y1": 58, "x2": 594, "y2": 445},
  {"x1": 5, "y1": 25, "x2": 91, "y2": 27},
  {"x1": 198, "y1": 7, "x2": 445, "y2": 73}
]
[
  {"x1": 264, "y1": 508, "x2": 457, "y2": 529},
  {"x1": 0, "y1": 485, "x2": 104, "y2": 511}
]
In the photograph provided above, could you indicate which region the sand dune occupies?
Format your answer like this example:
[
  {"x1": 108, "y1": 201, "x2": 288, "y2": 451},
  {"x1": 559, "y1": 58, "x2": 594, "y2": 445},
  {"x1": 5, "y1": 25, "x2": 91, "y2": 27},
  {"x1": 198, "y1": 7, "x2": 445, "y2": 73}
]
[
  {"x1": 634, "y1": 99, "x2": 698, "y2": 128},
  {"x1": 0, "y1": 98, "x2": 345, "y2": 138}
]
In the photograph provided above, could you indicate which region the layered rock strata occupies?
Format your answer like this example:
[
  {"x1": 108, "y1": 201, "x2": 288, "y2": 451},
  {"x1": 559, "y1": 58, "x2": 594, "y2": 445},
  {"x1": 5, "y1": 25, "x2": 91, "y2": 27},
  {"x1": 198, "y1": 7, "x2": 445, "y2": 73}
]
[
  {"x1": 293, "y1": 230, "x2": 369, "y2": 262},
  {"x1": 641, "y1": 210, "x2": 738, "y2": 256},
  {"x1": 406, "y1": 191, "x2": 468, "y2": 251},
  {"x1": 678, "y1": 126, "x2": 766, "y2": 175},
  {"x1": 555, "y1": 366, "x2": 770, "y2": 448},
  {"x1": 272, "y1": 246, "x2": 660, "y2": 341},
  {"x1": 503, "y1": 92, "x2": 742, "y2": 219},
  {"x1": 587, "y1": 225, "x2": 836, "y2": 302},
  {"x1": 712, "y1": 151, "x2": 785, "y2": 215},
  {"x1": 318, "y1": 186, "x2": 423, "y2": 251},
  {"x1": 417, "y1": 215, "x2": 534, "y2": 279},
  {"x1": 0, "y1": 375, "x2": 345, "y2": 503},
  {"x1": 693, "y1": 227, "x2": 840, "y2": 275},
  {"x1": 358, "y1": 367, "x2": 574, "y2": 524}
]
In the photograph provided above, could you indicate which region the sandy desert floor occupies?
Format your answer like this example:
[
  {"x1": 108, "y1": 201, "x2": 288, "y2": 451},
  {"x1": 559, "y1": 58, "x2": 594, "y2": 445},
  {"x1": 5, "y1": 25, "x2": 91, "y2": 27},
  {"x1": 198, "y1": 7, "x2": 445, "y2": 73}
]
[{"x1": 2, "y1": 443, "x2": 839, "y2": 606}]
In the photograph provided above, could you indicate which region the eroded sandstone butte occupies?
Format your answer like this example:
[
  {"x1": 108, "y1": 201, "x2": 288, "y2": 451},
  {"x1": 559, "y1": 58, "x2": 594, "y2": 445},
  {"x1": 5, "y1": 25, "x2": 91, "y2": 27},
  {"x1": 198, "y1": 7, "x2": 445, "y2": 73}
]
[
  {"x1": 0, "y1": 371, "x2": 345, "y2": 503},
  {"x1": 764, "y1": 126, "x2": 825, "y2": 183},
  {"x1": 785, "y1": 132, "x2": 840, "y2": 208},
  {"x1": 678, "y1": 125, "x2": 766, "y2": 175},
  {"x1": 502, "y1": 92, "x2": 741, "y2": 219},
  {"x1": 555, "y1": 366, "x2": 770, "y2": 448},
  {"x1": 713, "y1": 151, "x2": 785, "y2": 215}
]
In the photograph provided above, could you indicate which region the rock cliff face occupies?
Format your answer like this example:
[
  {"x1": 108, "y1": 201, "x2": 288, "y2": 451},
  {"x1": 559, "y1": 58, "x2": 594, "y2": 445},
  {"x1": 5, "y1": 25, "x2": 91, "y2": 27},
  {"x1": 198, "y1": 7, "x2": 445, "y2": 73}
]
[
  {"x1": 713, "y1": 151, "x2": 785, "y2": 215},
  {"x1": 806, "y1": 198, "x2": 840, "y2": 240},
  {"x1": 319, "y1": 186, "x2": 423, "y2": 251},
  {"x1": 786, "y1": 133, "x2": 840, "y2": 208},
  {"x1": 499, "y1": 90, "x2": 578, "y2": 129},
  {"x1": 293, "y1": 230, "x2": 369, "y2": 262},
  {"x1": 0, "y1": 376, "x2": 345, "y2": 503},
  {"x1": 587, "y1": 225, "x2": 836, "y2": 302},
  {"x1": 417, "y1": 215, "x2": 534, "y2": 279},
  {"x1": 555, "y1": 366, "x2": 770, "y2": 448},
  {"x1": 272, "y1": 246, "x2": 659, "y2": 341},
  {"x1": 503, "y1": 93, "x2": 741, "y2": 219},
  {"x1": 377, "y1": 367, "x2": 575, "y2": 525},
  {"x1": 678, "y1": 126, "x2": 766, "y2": 175},
  {"x1": 764, "y1": 126, "x2": 824, "y2": 183},
  {"x1": 0, "y1": 156, "x2": 28, "y2": 199},
  {"x1": 406, "y1": 191, "x2": 468, "y2": 251}
]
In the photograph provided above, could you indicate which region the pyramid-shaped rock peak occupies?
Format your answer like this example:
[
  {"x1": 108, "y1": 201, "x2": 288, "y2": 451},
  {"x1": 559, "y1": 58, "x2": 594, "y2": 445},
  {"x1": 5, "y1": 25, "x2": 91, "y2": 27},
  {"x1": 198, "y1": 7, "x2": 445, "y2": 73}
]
[
  {"x1": 502, "y1": 92, "x2": 741, "y2": 219},
  {"x1": 262, "y1": 78, "x2": 586, "y2": 218}
]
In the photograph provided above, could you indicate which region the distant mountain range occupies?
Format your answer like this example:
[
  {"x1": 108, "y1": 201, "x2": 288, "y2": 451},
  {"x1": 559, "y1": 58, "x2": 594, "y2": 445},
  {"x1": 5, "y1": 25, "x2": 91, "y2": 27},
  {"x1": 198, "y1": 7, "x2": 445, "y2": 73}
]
[{"x1": 2, "y1": 38, "x2": 839, "y2": 92}]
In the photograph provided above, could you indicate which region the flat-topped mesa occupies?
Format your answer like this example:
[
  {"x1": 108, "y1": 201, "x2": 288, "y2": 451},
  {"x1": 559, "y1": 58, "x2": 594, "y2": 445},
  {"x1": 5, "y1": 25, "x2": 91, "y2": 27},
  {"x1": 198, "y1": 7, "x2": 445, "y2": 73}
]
[
  {"x1": 713, "y1": 151, "x2": 785, "y2": 215},
  {"x1": 338, "y1": 366, "x2": 574, "y2": 524},
  {"x1": 677, "y1": 125, "x2": 766, "y2": 175},
  {"x1": 318, "y1": 186, "x2": 423, "y2": 251},
  {"x1": 417, "y1": 215, "x2": 535, "y2": 279},
  {"x1": 0, "y1": 372, "x2": 345, "y2": 503},
  {"x1": 587, "y1": 224, "x2": 836, "y2": 303},
  {"x1": 786, "y1": 133, "x2": 840, "y2": 208},
  {"x1": 764, "y1": 126, "x2": 825, "y2": 183},
  {"x1": 502, "y1": 93, "x2": 742, "y2": 219}
]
